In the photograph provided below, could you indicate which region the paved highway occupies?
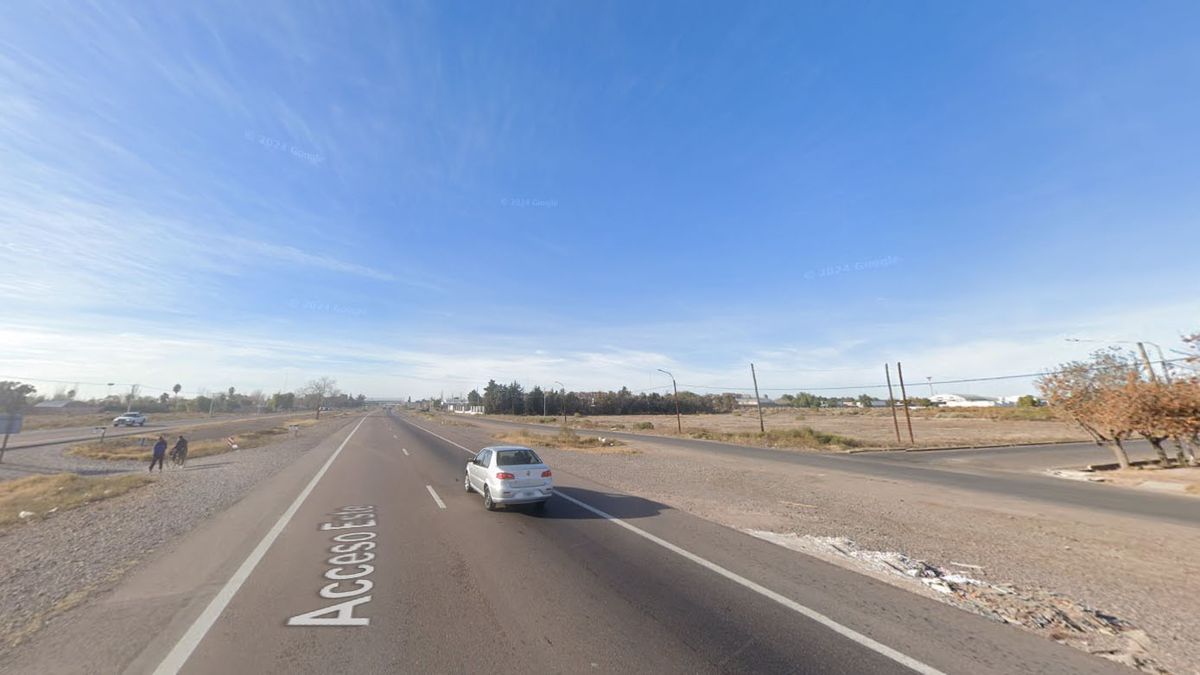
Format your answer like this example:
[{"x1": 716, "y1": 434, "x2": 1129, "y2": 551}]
[{"x1": 6, "y1": 412, "x2": 1126, "y2": 674}]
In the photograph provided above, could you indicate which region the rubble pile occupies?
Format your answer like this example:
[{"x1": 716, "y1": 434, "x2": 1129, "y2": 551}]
[{"x1": 747, "y1": 531, "x2": 1169, "y2": 673}]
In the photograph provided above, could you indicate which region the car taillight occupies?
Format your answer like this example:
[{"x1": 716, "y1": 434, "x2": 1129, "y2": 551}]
[
  {"x1": 495, "y1": 472, "x2": 515, "y2": 480},
  {"x1": 541, "y1": 470, "x2": 552, "y2": 477}
]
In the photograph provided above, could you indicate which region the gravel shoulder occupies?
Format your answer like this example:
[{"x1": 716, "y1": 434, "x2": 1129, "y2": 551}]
[
  {"x1": 438, "y1": 414, "x2": 1200, "y2": 674},
  {"x1": 0, "y1": 414, "x2": 359, "y2": 654}
]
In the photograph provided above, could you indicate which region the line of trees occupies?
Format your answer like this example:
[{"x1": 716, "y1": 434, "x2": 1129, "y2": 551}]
[
  {"x1": 777, "y1": 392, "x2": 937, "y2": 408},
  {"x1": 4, "y1": 376, "x2": 367, "y2": 415},
  {"x1": 1037, "y1": 334, "x2": 1199, "y2": 468},
  {"x1": 472, "y1": 380, "x2": 740, "y2": 416}
]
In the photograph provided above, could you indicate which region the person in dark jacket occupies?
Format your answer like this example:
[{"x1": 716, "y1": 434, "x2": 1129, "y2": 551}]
[
  {"x1": 171, "y1": 435, "x2": 189, "y2": 466},
  {"x1": 150, "y1": 435, "x2": 167, "y2": 472}
]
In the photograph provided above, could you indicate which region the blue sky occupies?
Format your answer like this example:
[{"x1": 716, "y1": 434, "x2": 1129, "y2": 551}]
[{"x1": 1, "y1": 1, "x2": 1197, "y2": 400}]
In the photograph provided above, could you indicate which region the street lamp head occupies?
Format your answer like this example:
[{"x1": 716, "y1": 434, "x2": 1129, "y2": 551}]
[{"x1": 656, "y1": 368, "x2": 674, "y2": 379}]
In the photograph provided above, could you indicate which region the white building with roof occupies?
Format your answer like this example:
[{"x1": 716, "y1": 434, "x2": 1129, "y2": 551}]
[{"x1": 929, "y1": 393, "x2": 1011, "y2": 408}]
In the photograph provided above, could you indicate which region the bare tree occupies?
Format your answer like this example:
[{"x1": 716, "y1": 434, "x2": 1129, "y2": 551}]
[{"x1": 299, "y1": 377, "x2": 339, "y2": 418}]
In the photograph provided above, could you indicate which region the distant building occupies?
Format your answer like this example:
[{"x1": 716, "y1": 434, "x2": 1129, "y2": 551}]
[
  {"x1": 444, "y1": 398, "x2": 484, "y2": 415},
  {"x1": 735, "y1": 395, "x2": 777, "y2": 408},
  {"x1": 929, "y1": 393, "x2": 1011, "y2": 408},
  {"x1": 854, "y1": 399, "x2": 890, "y2": 408}
]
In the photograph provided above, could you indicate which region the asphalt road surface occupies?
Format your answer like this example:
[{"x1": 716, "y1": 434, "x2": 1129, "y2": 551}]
[
  {"x1": 3, "y1": 412, "x2": 300, "y2": 451},
  {"x1": 9, "y1": 412, "x2": 1128, "y2": 674}
]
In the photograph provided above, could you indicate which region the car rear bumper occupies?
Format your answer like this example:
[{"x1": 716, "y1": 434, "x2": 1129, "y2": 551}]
[{"x1": 491, "y1": 486, "x2": 553, "y2": 504}]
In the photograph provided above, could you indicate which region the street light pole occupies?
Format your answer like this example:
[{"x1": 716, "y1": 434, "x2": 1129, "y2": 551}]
[
  {"x1": 1066, "y1": 337, "x2": 1168, "y2": 383},
  {"x1": 657, "y1": 368, "x2": 682, "y2": 434}
]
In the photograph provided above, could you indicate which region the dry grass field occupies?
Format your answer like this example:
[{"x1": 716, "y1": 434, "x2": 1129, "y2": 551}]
[
  {"x1": 0, "y1": 474, "x2": 154, "y2": 526},
  {"x1": 67, "y1": 417, "x2": 320, "y2": 461},
  {"x1": 491, "y1": 406, "x2": 1090, "y2": 450}
]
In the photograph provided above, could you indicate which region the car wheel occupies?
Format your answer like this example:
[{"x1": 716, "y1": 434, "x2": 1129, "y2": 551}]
[
  {"x1": 464, "y1": 472, "x2": 473, "y2": 493},
  {"x1": 533, "y1": 500, "x2": 547, "y2": 513},
  {"x1": 138, "y1": 421, "x2": 144, "y2": 426},
  {"x1": 483, "y1": 487, "x2": 497, "y2": 511}
]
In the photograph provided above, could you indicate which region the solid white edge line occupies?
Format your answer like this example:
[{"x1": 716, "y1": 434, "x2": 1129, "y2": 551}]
[
  {"x1": 553, "y1": 491, "x2": 945, "y2": 675},
  {"x1": 400, "y1": 416, "x2": 943, "y2": 675},
  {"x1": 152, "y1": 414, "x2": 371, "y2": 675},
  {"x1": 425, "y1": 485, "x2": 447, "y2": 509}
]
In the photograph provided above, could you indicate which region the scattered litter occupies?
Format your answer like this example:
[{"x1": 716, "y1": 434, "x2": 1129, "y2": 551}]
[
  {"x1": 779, "y1": 501, "x2": 818, "y2": 509},
  {"x1": 18, "y1": 511, "x2": 35, "y2": 519},
  {"x1": 745, "y1": 530, "x2": 1168, "y2": 673},
  {"x1": 1046, "y1": 469, "x2": 1107, "y2": 483}
]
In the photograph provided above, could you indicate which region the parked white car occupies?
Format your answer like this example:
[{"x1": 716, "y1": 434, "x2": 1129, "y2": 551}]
[
  {"x1": 464, "y1": 445, "x2": 553, "y2": 511},
  {"x1": 112, "y1": 412, "x2": 147, "y2": 427}
]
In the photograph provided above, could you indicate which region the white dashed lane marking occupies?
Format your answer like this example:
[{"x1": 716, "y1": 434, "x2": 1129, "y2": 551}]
[{"x1": 425, "y1": 485, "x2": 446, "y2": 509}]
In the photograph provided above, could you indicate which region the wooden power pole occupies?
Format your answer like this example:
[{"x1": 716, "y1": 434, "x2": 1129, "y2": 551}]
[
  {"x1": 896, "y1": 361, "x2": 915, "y2": 444},
  {"x1": 750, "y1": 363, "x2": 765, "y2": 433},
  {"x1": 885, "y1": 364, "x2": 901, "y2": 444}
]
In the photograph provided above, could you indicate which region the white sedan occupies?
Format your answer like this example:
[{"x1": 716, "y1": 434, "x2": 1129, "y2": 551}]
[
  {"x1": 464, "y1": 445, "x2": 553, "y2": 511},
  {"x1": 112, "y1": 412, "x2": 146, "y2": 427}
]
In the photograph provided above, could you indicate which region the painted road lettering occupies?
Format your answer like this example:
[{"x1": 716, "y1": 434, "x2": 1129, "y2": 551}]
[{"x1": 287, "y1": 505, "x2": 378, "y2": 627}]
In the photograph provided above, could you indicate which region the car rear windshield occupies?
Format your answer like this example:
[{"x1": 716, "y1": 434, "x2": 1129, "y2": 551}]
[{"x1": 496, "y1": 449, "x2": 541, "y2": 466}]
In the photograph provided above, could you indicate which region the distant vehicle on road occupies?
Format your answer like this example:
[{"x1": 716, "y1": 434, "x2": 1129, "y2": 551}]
[
  {"x1": 112, "y1": 412, "x2": 146, "y2": 427},
  {"x1": 464, "y1": 445, "x2": 553, "y2": 511}
]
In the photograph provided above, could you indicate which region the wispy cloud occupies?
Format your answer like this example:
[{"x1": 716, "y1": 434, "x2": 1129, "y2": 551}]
[{"x1": 220, "y1": 236, "x2": 396, "y2": 282}]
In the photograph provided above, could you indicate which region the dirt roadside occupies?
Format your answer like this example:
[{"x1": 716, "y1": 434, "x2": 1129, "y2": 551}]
[{"x1": 439, "y1": 414, "x2": 1200, "y2": 674}]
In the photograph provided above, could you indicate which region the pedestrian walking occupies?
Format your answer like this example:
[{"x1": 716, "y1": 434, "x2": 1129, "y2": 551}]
[{"x1": 149, "y1": 435, "x2": 167, "y2": 472}]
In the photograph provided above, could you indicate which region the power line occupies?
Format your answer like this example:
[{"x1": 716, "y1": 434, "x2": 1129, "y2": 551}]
[{"x1": 675, "y1": 358, "x2": 1192, "y2": 394}]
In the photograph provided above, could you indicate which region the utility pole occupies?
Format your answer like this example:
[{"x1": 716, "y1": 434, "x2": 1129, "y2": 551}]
[
  {"x1": 543, "y1": 387, "x2": 547, "y2": 417},
  {"x1": 554, "y1": 381, "x2": 565, "y2": 426},
  {"x1": 896, "y1": 362, "x2": 915, "y2": 444},
  {"x1": 750, "y1": 363, "x2": 765, "y2": 433},
  {"x1": 126, "y1": 384, "x2": 139, "y2": 412},
  {"x1": 1067, "y1": 337, "x2": 1170, "y2": 383},
  {"x1": 1149, "y1": 343, "x2": 1173, "y2": 384},
  {"x1": 884, "y1": 364, "x2": 901, "y2": 444},
  {"x1": 1136, "y1": 342, "x2": 1159, "y2": 384},
  {"x1": 208, "y1": 396, "x2": 216, "y2": 417},
  {"x1": 657, "y1": 368, "x2": 682, "y2": 434}
]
